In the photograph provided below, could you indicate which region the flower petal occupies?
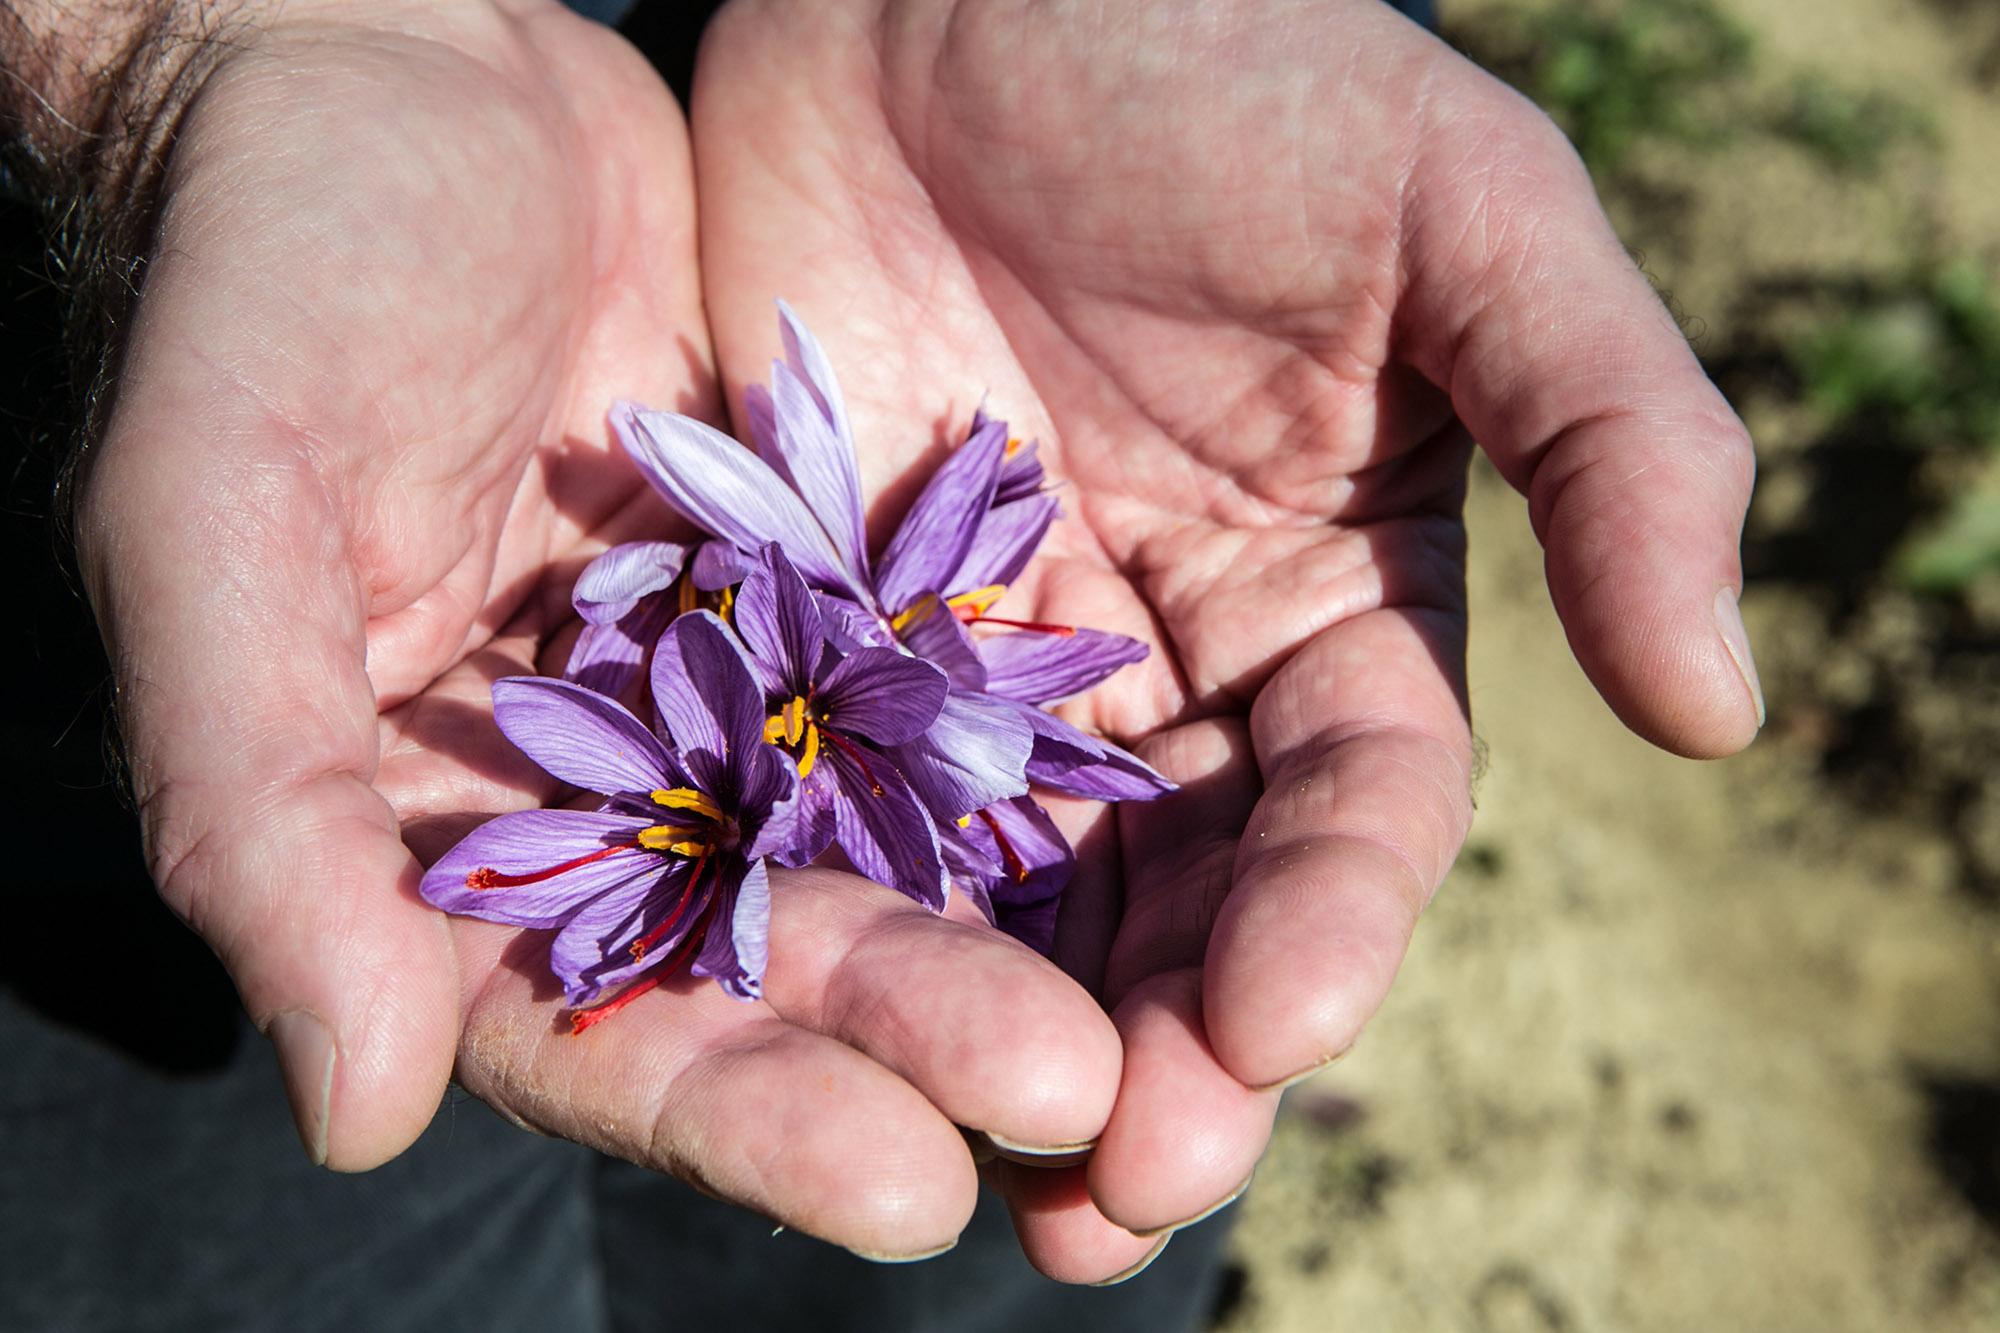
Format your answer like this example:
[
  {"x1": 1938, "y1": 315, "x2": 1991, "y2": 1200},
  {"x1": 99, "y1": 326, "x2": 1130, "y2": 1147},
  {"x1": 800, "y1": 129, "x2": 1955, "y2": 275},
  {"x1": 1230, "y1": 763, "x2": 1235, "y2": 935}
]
[
  {"x1": 884, "y1": 689, "x2": 1032, "y2": 821},
  {"x1": 572, "y1": 541, "x2": 688, "y2": 624},
  {"x1": 693, "y1": 856, "x2": 771, "y2": 1001},
  {"x1": 977, "y1": 627, "x2": 1150, "y2": 704},
  {"x1": 767, "y1": 761, "x2": 838, "y2": 867},
  {"x1": 732, "y1": 544, "x2": 824, "y2": 696},
  {"x1": 421, "y1": 809, "x2": 661, "y2": 928},
  {"x1": 610, "y1": 401, "x2": 865, "y2": 600},
  {"x1": 650, "y1": 611, "x2": 769, "y2": 788},
  {"x1": 691, "y1": 539, "x2": 755, "y2": 591},
  {"x1": 1030, "y1": 732, "x2": 1177, "y2": 801},
  {"x1": 564, "y1": 596, "x2": 675, "y2": 698},
  {"x1": 819, "y1": 595, "x2": 895, "y2": 652},
  {"x1": 875, "y1": 418, "x2": 1008, "y2": 614},
  {"x1": 552, "y1": 857, "x2": 711, "y2": 1007},
  {"x1": 770, "y1": 356, "x2": 870, "y2": 580},
  {"x1": 895, "y1": 594, "x2": 988, "y2": 691},
  {"x1": 827, "y1": 745, "x2": 948, "y2": 911},
  {"x1": 948, "y1": 493, "x2": 1059, "y2": 596},
  {"x1": 817, "y1": 648, "x2": 949, "y2": 746},
  {"x1": 779, "y1": 299, "x2": 857, "y2": 456},
  {"x1": 492, "y1": 676, "x2": 673, "y2": 797}
]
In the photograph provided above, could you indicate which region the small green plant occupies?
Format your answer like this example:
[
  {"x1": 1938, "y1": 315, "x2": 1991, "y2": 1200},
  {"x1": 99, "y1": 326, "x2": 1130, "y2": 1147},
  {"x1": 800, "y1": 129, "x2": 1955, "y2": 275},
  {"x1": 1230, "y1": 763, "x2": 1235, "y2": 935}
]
[
  {"x1": 1791, "y1": 259, "x2": 2000, "y2": 593},
  {"x1": 1765, "y1": 72, "x2": 1935, "y2": 176},
  {"x1": 1513, "y1": 0, "x2": 1755, "y2": 177}
]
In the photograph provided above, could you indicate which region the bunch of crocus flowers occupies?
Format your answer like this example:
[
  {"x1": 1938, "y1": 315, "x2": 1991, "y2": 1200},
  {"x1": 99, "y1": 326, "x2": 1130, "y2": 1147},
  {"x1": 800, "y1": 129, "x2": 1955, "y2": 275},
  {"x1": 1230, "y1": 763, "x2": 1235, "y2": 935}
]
[{"x1": 421, "y1": 304, "x2": 1171, "y2": 1031}]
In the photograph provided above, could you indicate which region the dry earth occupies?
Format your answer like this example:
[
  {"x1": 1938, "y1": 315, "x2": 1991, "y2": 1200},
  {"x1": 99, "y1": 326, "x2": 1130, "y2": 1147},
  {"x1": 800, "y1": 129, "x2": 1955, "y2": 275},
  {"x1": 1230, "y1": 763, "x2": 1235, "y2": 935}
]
[{"x1": 1213, "y1": 1, "x2": 2000, "y2": 1328}]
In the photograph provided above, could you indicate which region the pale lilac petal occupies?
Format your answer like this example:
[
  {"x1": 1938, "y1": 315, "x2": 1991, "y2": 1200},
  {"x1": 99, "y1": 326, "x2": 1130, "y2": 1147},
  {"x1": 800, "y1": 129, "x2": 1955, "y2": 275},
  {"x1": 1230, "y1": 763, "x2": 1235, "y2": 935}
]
[
  {"x1": 552, "y1": 858, "x2": 710, "y2": 1006},
  {"x1": 1005, "y1": 697, "x2": 1107, "y2": 769},
  {"x1": 693, "y1": 857, "x2": 770, "y2": 1000},
  {"x1": 770, "y1": 358, "x2": 870, "y2": 578},
  {"x1": 610, "y1": 402, "x2": 865, "y2": 600},
  {"x1": 573, "y1": 541, "x2": 687, "y2": 624},
  {"x1": 827, "y1": 745, "x2": 948, "y2": 910},
  {"x1": 778, "y1": 300, "x2": 856, "y2": 452},
  {"x1": 743, "y1": 381, "x2": 779, "y2": 464},
  {"x1": 948, "y1": 493, "x2": 1058, "y2": 595},
  {"x1": 995, "y1": 440, "x2": 1047, "y2": 505},
  {"x1": 492, "y1": 677, "x2": 672, "y2": 796},
  {"x1": 733, "y1": 544, "x2": 823, "y2": 695},
  {"x1": 978, "y1": 628, "x2": 1149, "y2": 704},
  {"x1": 564, "y1": 595, "x2": 674, "y2": 698},
  {"x1": 1031, "y1": 733, "x2": 1177, "y2": 801},
  {"x1": 895, "y1": 595, "x2": 988, "y2": 691},
  {"x1": 885, "y1": 689, "x2": 1032, "y2": 821},
  {"x1": 875, "y1": 420, "x2": 1008, "y2": 613},
  {"x1": 650, "y1": 612, "x2": 769, "y2": 786},
  {"x1": 692, "y1": 539, "x2": 754, "y2": 591},
  {"x1": 817, "y1": 648, "x2": 948, "y2": 746},
  {"x1": 421, "y1": 810, "x2": 660, "y2": 928}
]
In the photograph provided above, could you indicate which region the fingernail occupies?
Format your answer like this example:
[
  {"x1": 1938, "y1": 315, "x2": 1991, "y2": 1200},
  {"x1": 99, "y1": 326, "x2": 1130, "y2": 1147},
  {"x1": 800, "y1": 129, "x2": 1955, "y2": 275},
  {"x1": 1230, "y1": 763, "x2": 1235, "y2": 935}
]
[
  {"x1": 267, "y1": 1008, "x2": 335, "y2": 1167},
  {"x1": 1131, "y1": 1173, "x2": 1254, "y2": 1238},
  {"x1": 845, "y1": 1237, "x2": 960, "y2": 1264},
  {"x1": 1714, "y1": 587, "x2": 1765, "y2": 730},
  {"x1": 980, "y1": 1130, "x2": 1098, "y2": 1168},
  {"x1": 1090, "y1": 1234, "x2": 1172, "y2": 1287},
  {"x1": 1251, "y1": 1043, "x2": 1352, "y2": 1094}
]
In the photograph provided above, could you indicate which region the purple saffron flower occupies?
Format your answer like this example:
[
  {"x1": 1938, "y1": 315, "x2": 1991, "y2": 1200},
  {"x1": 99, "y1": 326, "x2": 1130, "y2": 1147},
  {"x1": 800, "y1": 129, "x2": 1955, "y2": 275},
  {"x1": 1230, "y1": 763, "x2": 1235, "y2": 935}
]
[
  {"x1": 565, "y1": 538, "x2": 749, "y2": 697},
  {"x1": 420, "y1": 639, "x2": 801, "y2": 1026},
  {"x1": 696, "y1": 544, "x2": 955, "y2": 909}
]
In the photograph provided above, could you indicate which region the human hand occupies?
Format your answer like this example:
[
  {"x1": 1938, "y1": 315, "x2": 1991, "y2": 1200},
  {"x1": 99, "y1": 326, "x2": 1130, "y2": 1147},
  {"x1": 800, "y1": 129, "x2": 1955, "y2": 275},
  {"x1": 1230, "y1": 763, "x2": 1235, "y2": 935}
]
[
  {"x1": 691, "y1": 0, "x2": 1760, "y2": 1281},
  {"x1": 66, "y1": 0, "x2": 1118, "y2": 1259}
]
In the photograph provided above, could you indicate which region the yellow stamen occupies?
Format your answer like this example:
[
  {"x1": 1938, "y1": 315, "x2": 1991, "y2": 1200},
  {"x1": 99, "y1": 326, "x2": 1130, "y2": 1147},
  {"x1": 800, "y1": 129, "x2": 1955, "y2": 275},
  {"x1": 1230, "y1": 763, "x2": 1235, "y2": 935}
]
[
  {"x1": 651, "y1": 787, "x2": 722, "y2": 821},
  {"x1": 784, "y1": 697, "x2": 808, "y2": 746},
  {"x1": 677, "y1": 576, "x2": 698, "y2": 616},
  {"x1": 717, "y1": 585, "x2": 735, "y2": 623},
  {"x1": 796, "y1": 723, "x2": 820, "y2": 779},
  {"x1": 890, "y1": 594, "x2": 939, "y2": 634},
  {"x1": 946, "y1": 585, "x2": 1008, "y2": 618},
  {"x1": 956, "y1": 814, "x2": 973, "y2": 828},
  {"x1": 1005, "y1": 436, "x2": 1024, "y2": 457},
  {"x1": 637, "y1": 825, "x2": 713, "y2": 856},
  {"x1": 762, "y1": 715, "x2": 787, "y2": 744}
]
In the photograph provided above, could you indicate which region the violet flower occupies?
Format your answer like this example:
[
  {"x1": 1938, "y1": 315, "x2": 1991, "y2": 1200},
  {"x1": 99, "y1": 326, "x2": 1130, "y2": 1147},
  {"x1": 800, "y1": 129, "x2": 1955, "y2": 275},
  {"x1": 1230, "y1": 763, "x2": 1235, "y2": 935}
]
[
  {"x1": 687, "y1": 544, "x2": 956, "y2": 909},
  {"x1": 606, "y1": 305, "x2": 1171, "y2": 797},
  {"x1": 420, "y1": 625, "x2": 801, "y2": 1026}
]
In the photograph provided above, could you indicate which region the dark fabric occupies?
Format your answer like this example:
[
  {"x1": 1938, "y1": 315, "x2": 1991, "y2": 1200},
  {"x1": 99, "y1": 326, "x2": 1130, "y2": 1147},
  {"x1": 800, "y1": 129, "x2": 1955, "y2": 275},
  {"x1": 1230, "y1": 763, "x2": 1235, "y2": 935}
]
[{"x1": 595, "y1": 1158, "x2": 1235, "y2": 1333}]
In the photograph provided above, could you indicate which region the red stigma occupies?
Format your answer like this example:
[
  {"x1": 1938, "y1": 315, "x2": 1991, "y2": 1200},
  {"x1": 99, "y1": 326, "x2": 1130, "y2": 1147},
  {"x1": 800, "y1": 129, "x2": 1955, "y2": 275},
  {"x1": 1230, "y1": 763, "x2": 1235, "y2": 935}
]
[
  {"x1": 629, "y1": 846, "x2": 710, "y2": 961},
  {"x1": 821, "y1": 729, "x2": 886, "y2": 797},
  {"x1": 467, "y1": 840, "x2": 638, "y2": 890},
  {"x1": 976, "y1": 808, "x2": 1030, "y2": 884},
  {"x1": 955, "y1": 608, "x2": 1076, "y2": 637},
  {"x1": 571, "y1": 919, "x2": 712, "y2": 1035}
]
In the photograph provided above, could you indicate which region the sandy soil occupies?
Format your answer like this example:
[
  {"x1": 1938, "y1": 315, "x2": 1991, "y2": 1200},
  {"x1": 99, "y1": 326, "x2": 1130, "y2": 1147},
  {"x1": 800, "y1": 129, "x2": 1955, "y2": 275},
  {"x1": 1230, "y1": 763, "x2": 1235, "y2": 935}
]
[{"x1": 1213, "y1": 2, "x2": 2000, "y2": 1328}]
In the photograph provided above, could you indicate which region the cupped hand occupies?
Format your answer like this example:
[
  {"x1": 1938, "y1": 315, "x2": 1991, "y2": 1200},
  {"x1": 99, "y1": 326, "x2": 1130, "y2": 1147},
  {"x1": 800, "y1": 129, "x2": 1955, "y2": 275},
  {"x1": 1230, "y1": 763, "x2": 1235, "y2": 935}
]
[
  {"x1": 692, "y1": 0, "x2": 1761, "y2": 1281},
  {"x1": 73, "y1": 0, "x2": 1120, "y2": 1259}
]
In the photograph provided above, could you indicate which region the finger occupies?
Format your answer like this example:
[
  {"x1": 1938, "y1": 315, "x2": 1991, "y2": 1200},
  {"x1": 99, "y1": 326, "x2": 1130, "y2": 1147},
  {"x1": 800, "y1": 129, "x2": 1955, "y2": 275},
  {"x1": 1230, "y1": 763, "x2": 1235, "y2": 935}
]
[
  {"x1": 760, "y1": 867, "x2": 1124, "y2": 1155},
  {"x1": 985, "y1": 1162, "x2": 1169, "y2": 1286},
  {"x1": 1073, "y1": 719, "x2": 1279, "y2": 1233},
  {"x1": 1401, "y1": 74, "x2": 1761, "y2": 758},
  {"x1": 1205, "y1": 607, "x2": 1474, "y2": 1089},
  {"x1": 78, "y1": 428, "x2": 458, "y2": 1172},
  {"x1": 449, "y1": 918, "x2": 976, "y2": 1258}
]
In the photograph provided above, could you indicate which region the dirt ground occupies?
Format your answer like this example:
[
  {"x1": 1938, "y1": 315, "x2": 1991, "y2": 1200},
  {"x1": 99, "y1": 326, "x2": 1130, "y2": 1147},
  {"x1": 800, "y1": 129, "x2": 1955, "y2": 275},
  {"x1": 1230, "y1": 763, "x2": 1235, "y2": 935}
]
[{"x1": 1212, "y1": 2, "x2": 2000, "y2": 1329}]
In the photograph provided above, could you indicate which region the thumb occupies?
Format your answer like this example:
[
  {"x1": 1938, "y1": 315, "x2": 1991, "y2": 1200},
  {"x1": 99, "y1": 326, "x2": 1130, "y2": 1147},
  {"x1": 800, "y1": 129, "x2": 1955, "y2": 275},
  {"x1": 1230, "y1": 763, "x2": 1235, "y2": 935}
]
[
  {"x1": 1400, "y1": 75, "x2": 1761, "y2": 758},
  {"x1": 78, "y1": 366, "x2": 459, "y2": 1170}
]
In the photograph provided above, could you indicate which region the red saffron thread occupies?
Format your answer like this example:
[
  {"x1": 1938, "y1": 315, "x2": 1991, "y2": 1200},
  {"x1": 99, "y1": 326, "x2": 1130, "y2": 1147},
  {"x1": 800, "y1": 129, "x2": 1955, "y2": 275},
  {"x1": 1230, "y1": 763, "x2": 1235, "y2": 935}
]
[
  {"x1": 467, "y1": 841, "x2": 638, "y2": 890},
  {"x1": 958, "y1": 612, "x2": 1076, "y2": 637},
  {"x1": 821, "y1": 729, "x2": 886, "y2": 797},
  {"x1": 976, "y1": 808, "x2": 1030, "y2": 884},
  {"x1": 629, "y1": 845, "x2": 710, "y2": 961},
  {"x1": 571, "y1": 920, "x2": 712, "y2": 1035}
]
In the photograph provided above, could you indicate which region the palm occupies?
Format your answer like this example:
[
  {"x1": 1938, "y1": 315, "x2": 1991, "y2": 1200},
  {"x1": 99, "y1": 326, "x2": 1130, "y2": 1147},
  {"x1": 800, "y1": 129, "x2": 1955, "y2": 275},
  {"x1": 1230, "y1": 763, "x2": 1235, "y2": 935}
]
[{"x1": 694, "y1": 0, "x2": 1759, "y2": 1268}]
